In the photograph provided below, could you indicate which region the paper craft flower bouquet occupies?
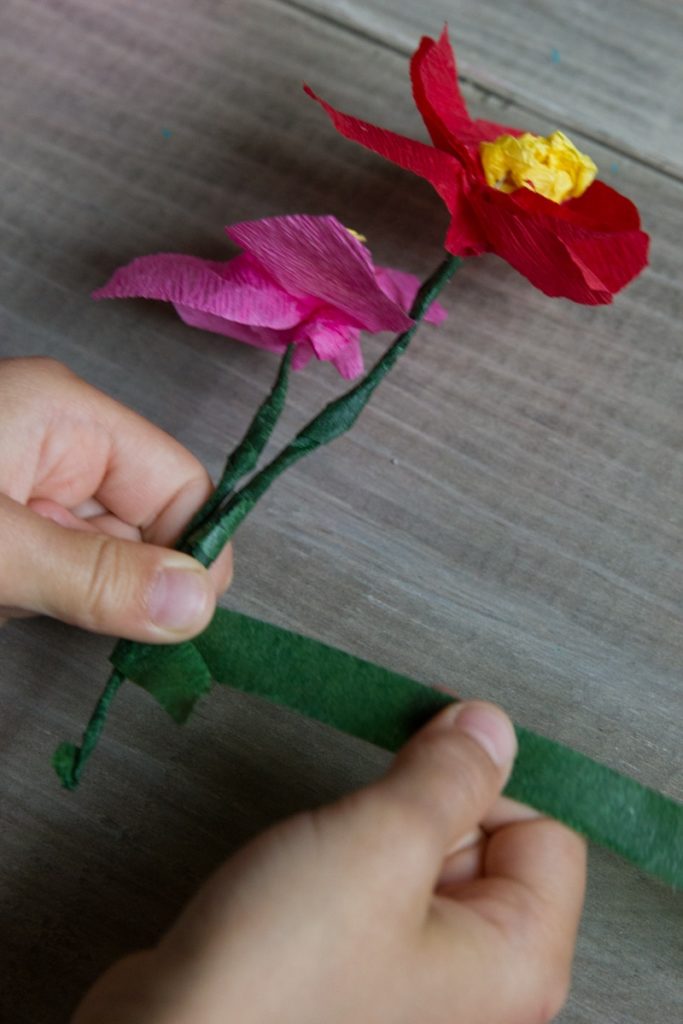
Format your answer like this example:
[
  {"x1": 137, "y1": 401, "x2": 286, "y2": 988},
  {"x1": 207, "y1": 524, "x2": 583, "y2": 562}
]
[{"x1": 55, "y1": 29, "x2": 681, "y2": 888}]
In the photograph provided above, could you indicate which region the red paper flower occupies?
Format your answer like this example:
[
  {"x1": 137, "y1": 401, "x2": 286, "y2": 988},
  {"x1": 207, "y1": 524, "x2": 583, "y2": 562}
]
[{"x1": 306, "y1": 29, "x2": 649, "y2": 304}]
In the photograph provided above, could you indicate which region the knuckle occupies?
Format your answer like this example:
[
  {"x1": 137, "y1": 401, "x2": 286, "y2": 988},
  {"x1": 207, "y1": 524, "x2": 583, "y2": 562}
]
[{"x1": 83, "y1": 535, "x2": 131, "y2": 628}]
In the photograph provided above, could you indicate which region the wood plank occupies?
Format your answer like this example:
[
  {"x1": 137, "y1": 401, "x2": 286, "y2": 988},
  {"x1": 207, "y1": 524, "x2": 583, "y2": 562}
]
[
  {"x1": 289, "y1": 0, "x2": 683, "y2": 176},
  {"x1": 0, "y1": 1, "x2": 680, "y2": 1021}
]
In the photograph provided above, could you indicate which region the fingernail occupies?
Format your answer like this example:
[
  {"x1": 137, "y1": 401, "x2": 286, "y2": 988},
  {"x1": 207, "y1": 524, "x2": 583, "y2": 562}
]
[
  {"x1": 148, "y1": 569, "x2": 210, "y2": 631},
  {"x1": 452, "y1": 702, "x2": 517, "y2": 768}
]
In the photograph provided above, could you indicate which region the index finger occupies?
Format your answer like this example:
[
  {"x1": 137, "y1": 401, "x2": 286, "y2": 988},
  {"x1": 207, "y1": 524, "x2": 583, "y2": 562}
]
[
  {"x1": 82, "y1": 385, "x2": 215, "y2": 548},
  {"x1": 3, "y1": 358, "x2": 216, "y2": 548}
]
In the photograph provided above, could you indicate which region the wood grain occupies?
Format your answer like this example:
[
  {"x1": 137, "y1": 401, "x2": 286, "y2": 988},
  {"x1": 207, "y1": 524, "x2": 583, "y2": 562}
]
[
  {"x1": 0, "y1": 1, "x2": 681, "y2": 1021},
  {"x1": 290, "y1": 0, "x2": 683, "y2": 176}
]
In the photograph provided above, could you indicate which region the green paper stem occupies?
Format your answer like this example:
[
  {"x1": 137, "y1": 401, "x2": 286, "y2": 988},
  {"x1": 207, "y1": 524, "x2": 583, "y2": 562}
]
[
  {"x1": 183, "y1": 254, "x2": 463, "y2": 566},
  {"x1": 198, "y1": 608, "x2": 683, "y2": 889},
  {"x1": 54, "y1": 254, "x2": 462, "y2": 786},
  {"x1": 178, "y1": 343, "x2": 294, "y2": 546},
  {"x1": 52, "y1": 669, "x2": 125, "y2": 789}
]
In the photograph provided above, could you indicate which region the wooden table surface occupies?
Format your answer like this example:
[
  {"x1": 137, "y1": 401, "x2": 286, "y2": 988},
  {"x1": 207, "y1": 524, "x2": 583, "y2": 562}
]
[{"x1": 1, "y1": 1, "x2": 681, "y2": 1020}]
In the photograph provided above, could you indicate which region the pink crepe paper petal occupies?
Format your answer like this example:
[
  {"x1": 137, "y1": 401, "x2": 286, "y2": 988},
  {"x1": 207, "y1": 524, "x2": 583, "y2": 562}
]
[
  {"x1": 93, "y1": 253, "x2": 309, "y2": 329},
  {"x1": 306, "y1": 322, "x2": 354, "y2": 361},
  {"x1": 291, "y1": 340, "x2": 315, "y2": 371},
  {"x1": 227, "y1": 214, "x2": 414, "y2": 335},
  {"x1": 331, "y1": 333, "x2": 364, "y2": 379},
  {"x1": 305, "y1": 317, "x2": 356, "y2": 362},
  {"x1": 173, "y1": 304, "x2": 292, "y2": 351},
  {"x1": 303, "y1": 321, "x2": 365, "y2": 379},
  {"x1": 374, "y1": 266, "x2": 448, "y2": 325}
]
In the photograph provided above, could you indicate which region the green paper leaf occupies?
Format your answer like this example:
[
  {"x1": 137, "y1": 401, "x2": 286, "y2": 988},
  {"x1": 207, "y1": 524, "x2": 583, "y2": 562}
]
[
  {"x1": 196, "y1": 607, "x2": 683, "y2": 888},
  {"x1": 111, "y1": 638, "x2": 212, "y2": 723}
]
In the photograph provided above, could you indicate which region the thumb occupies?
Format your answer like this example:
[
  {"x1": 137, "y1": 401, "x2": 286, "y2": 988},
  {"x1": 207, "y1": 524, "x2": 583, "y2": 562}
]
[
  {"x1": 0, "y1": 494, "x2": 215, "y2": 642},
  {"x1": 352, "y1": 701, "x2": 518, "y2": 882}
]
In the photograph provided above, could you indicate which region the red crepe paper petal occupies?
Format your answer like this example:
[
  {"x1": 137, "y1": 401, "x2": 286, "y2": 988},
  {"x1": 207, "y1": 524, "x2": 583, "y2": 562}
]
[
  {"x1": 561, "y1": 230, "x2": 650, "y2": 298},
  {"x1": 304, "y1": 85, "x2": 465, "y2": 214},
  {"x1": 410, "y1": 28, "x2": 471, "y2": 150},
  {"x1": 474, "y1": 205, "x2": 612, "y2": 303},
  {"x1": 471, "y1": 185, "x2": 649, "y2": 302},
  {"x1": 411, "y1": 27, "x2": 515, "y2": 152},
  {"x1": 509, "y1": 180, "x2": 643, "y2": 233}
]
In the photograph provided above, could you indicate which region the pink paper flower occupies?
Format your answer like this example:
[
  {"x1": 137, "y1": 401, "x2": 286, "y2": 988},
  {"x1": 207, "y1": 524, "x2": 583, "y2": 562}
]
[{"x1": 93, "y1": 214, "x2": 447, "y2": 379}]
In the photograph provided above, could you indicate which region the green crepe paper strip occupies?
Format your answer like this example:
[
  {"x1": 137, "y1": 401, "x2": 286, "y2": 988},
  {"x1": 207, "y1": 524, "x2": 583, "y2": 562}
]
[
  {"x1": 55, "y1": 596, "x2": 683, "y2": 885},
  {"x1": 198, "y1": 610, "x2": 683, "y2": 888},
  {"x1": 146, "y1": 607, "x2": 683, "y2": 888}
]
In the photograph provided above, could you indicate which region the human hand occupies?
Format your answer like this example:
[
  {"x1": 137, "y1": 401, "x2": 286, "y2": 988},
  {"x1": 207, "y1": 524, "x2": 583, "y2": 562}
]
[
  {"x1": 73, "y1": 701, "x2": 586, "y2": 1024},
  {"x1": 0, "y1": 357, "x2": 232, "y2": 641}
]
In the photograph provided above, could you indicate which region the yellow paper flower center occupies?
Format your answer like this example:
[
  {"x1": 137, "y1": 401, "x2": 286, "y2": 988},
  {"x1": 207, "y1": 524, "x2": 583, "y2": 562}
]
[
  {"x1": 346, "y1": 227, "x2": 367, "y2": 242},
  {"x1": 479, "y1": 130, "x2": 597, "y2": 204}
]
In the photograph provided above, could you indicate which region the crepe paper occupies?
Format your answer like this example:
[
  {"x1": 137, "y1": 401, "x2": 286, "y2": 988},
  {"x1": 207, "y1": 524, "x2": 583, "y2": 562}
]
[
  {"x1": 54, "y1": 255, "x2": 462, "y2": 787},
  {"x1": 200, "y1": 608, "x2": 683, "y2": 888},
  {"x1": 479, "y1": 131, "x2": 597, "y2": 204},
  {"x1": 305, "y1": 27, "x2": 649, "y2": 304},
  {"x1": 54, "y1": 639, "x2": 215, "y2": 788},
  {"x1": 179, "y1": 345, "x2": 295, "y2": 544},
  {"x1": 53, "y1": 669, "x2": 125, "y2": 790},
  {"x1": 93, "y1": 214, "x2": 446, "y2": 380}
]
